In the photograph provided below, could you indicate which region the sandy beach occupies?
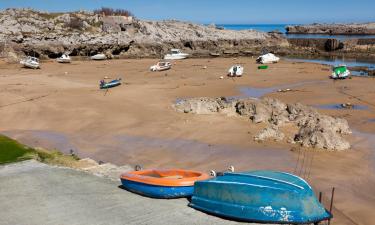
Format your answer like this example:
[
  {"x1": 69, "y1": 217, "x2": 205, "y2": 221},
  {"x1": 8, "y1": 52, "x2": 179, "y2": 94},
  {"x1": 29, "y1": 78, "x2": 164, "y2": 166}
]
[{"x1": 1, "y1": 57, "x2": 375, "y2": 224}]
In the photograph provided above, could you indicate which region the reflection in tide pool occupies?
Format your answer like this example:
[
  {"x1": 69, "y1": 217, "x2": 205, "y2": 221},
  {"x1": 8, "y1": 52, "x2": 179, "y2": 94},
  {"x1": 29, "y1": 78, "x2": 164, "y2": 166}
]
[
  {"x1": 285, "y1": 56, "x2": 375, "y2": 69},
  {"x1": 313, "y1": 104, "x2": 369, "y2": 110}
]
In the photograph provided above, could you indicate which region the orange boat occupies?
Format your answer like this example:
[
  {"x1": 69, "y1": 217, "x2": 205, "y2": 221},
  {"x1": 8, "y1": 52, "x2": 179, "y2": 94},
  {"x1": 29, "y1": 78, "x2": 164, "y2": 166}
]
[{"x1": 120, "y1": 169, "x2": 210, "y2": 198}]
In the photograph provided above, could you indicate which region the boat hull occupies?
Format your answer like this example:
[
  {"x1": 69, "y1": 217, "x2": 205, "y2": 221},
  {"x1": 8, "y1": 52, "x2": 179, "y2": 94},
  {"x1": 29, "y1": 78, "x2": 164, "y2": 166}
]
[
  {"x1": 100, "y1": 82, "x2": 121, "y2": 89},
  {"x1": 56, "y1": 58, "x2": 71, "y2": 63},
  {"x1": 121, "y1": 179, "x2": 194, "y2": 199},
  {"x1": 190, "y1": 171, "x2": 332, "y2": 224},
  {"x1": 164, "y1": 55, "x2": 187, "y2": 60}
]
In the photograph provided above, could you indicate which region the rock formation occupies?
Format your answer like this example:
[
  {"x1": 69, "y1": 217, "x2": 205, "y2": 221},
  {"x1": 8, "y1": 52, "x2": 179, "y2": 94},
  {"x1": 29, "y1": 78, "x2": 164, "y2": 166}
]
[
  {"x1": 0, "y1": 8, "x2": 276, "y2": 60},
  {"x1": 286, "y1": 23, "x2": 375, "y2": 35},
  {"x1": 174, "y1": 97, "x2": 351, "y2": 150}
]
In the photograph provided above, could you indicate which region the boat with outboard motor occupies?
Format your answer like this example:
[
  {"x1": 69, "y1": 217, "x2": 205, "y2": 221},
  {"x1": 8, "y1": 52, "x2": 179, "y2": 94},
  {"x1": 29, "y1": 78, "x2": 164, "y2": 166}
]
[
  {"x1": 228, "y1": 65, "x2": 244, "y2": 77},
  {"x1": 150, "y1": 61, "x2": 172, "y2": 71},
  {"x1": 20, "y1": 56, "x2": 40, "y2": 69}
]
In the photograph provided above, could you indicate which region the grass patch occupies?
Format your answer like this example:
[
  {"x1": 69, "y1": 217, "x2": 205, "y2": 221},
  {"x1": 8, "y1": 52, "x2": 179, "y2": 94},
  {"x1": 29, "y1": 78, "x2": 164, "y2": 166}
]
[{"x1": 0, "y1": 135, "x2": 79, "y2": 166}]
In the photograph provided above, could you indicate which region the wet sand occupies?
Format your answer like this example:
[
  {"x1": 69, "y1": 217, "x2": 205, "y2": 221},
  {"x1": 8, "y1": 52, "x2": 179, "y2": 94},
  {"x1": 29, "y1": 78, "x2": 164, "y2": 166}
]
[{"x1": 1, "y1": 58, "x2": 375, "y2": 224}]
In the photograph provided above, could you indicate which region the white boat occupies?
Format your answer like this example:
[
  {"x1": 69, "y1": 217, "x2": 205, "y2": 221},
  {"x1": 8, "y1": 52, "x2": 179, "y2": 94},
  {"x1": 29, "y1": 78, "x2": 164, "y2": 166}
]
[
  {"x1": 228, "y1": 65, "x2": 244, "y2": 77},
  {"x1": 56, "y1": 54, "x2": 71, "y2": 63},
  {"x1": 150, "y1": 61, "x2": 172, "y2": 71},
  {"x1": 91, "y1": 53, "x2": 107, "y2": 60},
  {"x1": 164, "y1": 49, "x2": 189, "y2": 60},
  {"x1": 20, "y1": 56, "x2": 40, "y2": 69},
  {"x1": 256, "y1": 53, "x2": 280, "y2": 64}
]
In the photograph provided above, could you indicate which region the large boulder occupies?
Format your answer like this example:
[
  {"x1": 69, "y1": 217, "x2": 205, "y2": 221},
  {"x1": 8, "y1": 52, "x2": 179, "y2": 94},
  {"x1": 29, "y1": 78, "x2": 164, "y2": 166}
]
[
  {"x1": 295, "y1": 116, "x2": 351, "y2": 150},
  {"x1": 174, "y1": 97, "x2": 235, "y2": 115}
]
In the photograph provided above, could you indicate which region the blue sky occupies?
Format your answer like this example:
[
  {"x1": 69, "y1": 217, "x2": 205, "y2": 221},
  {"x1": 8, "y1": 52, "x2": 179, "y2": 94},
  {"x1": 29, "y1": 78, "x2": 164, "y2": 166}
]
[{"x1": 0, "y1": 0, "x2": 374, "y2": 24}]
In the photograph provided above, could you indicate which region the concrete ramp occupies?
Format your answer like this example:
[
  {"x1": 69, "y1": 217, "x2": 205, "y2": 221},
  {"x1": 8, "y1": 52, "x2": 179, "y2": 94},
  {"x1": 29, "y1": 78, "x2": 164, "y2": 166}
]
[{"x1": 0, "y1": 160, "x2": 262, "y2": 225}]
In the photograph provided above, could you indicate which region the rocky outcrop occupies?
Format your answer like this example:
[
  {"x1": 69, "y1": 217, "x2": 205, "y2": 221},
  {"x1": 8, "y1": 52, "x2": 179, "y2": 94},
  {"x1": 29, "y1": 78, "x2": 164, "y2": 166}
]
[
  {"x1": 174, "y1": 97, "x2": 351, "y2": 150},
  {"x1": 0, "y1": 8, "x2": 275, "y2": 59},
  {"x1": 286, "y1": 23, "x2": 375, "y2": 35}
]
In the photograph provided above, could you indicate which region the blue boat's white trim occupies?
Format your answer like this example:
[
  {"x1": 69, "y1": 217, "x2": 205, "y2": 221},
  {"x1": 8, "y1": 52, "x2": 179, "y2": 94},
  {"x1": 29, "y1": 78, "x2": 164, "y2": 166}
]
[{"x1": 224, "y1": 172, "x2": 305, "y2": 190}]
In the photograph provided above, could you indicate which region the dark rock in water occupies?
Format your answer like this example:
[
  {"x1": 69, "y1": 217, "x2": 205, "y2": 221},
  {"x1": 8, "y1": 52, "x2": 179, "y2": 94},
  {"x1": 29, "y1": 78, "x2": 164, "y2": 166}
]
[
  {"x1": 325, "y1": 39, "x2": 344, "y2": 51},
  {"x1": 268, "y1": 30, "x2": 283, "y2": 35}
]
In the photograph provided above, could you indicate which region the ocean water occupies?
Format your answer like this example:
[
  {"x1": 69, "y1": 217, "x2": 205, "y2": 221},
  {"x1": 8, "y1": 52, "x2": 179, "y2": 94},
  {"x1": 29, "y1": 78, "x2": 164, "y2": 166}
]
[
  {"x1": 218, "y1": 24, "x2": 375, "y2": 39},
  {"x1": 217, "y1": 24, "x2": 289, "y2": 33}
]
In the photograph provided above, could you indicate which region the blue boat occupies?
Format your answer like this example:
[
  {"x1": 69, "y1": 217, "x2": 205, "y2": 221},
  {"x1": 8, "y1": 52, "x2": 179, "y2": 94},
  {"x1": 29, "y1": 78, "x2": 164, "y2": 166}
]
[
  {"x1": 189, "y1": 170, "x2": 332, "y2": 224},
  {"x1": 120, "y1": 169, "x2": 210, "y2": 199},
  {"x1": 100, "y1": 78, "x2": 121, "y2": 89}
]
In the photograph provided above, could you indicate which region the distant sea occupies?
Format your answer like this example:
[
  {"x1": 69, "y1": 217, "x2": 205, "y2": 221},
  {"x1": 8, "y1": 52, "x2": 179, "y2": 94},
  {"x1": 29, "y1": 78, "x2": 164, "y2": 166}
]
[
  {"x1": 217, "y1": 24, "x2": 375, "y2": 39},
  {"x1": 217, "y1": 24, "x2": 290, "y2": 33}
]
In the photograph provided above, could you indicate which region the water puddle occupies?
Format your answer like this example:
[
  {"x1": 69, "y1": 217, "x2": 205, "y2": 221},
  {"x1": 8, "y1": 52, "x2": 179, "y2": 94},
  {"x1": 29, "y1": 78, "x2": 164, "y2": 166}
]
[
  {"x1": 368, "y1": 119, "x2": 375, "y2": 123},
  {"x1": 237, "y1": 80, "x2": 328, "y2": 98},
  {"x1": 285, "y1": 34, "x2": 375, "y2": 40},
  {"x1": 285, "y1": 56, "x2": 375, "y2": 77},
  {"x1": 313, "y1": 104, "x2": 369, "y2": 110}
]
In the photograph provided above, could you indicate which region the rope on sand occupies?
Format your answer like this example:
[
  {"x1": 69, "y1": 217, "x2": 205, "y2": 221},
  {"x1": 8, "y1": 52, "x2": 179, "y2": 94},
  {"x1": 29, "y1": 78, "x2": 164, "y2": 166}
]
[{"x1": 0, "y1": 93, "x2": 51, "y2": 109}]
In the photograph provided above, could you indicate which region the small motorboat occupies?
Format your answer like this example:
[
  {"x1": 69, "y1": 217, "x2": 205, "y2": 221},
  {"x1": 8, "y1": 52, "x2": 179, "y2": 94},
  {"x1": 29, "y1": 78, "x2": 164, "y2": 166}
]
[
  {"x1": 91, "y1": 53, "x2": 107, "y2": 60},
  {"x1": 256, "y1": 53, "x2": 280, "y2": 64},
  {"x1": 164, "y1": 49, "x2": 189, "y2": 60},
  {"x1": 20, "y1": 56, "x2": 40, "y2": 69},
  {"x1": 56, "y1": 54, "x2": 71, "y2": 63},
  {"x1": 150, "y1": 61, "x2": 172, "y2": 71},
  {"x1": 228, "y1": 65, "x2": 244, "y2": 77},
  {"x1": 120, "y1": 169, "x2": 210, "y2": 198},
  {"x1": 190, "y1": 170, "x2": 332, "y2": 224},
  {"x1": 99, "y1": 78, "x2": 121, "y2": 89},
  {"x1": 331, "y1": 65, "x2": 350, "y2": 79}
]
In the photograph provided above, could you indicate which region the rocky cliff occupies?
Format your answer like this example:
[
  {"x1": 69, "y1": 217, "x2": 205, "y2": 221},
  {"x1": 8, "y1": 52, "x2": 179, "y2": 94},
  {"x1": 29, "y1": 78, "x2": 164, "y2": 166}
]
[
  {"x1": 286, "y1": 23, "x2": 375, "y2": 35},
  {"x1": 0, "y1": 8, "x2": 285, "y2": 60}
]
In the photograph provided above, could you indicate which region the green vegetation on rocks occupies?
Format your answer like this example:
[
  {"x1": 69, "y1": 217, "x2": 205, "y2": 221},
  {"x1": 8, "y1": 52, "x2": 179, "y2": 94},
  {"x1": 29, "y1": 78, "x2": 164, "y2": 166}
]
[{"x1": 0, "y1": 135, "x2": 79, "y2": 165}]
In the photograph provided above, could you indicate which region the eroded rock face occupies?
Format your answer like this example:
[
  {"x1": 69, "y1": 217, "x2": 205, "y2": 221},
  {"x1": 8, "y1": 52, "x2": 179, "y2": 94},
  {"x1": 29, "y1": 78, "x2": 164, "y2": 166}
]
[
  {"x1": 286, "y1": 23, "x2": 375, "y2": 35},
  {"x1": 174, "y1": 97, "x2": 236, "y2": 115},
  {"x1": 174, "y1": 97, "x2": 351, "y2": 150},
  {"x1": 0, "y1": 8, "x2": 272, "y2": 59}
]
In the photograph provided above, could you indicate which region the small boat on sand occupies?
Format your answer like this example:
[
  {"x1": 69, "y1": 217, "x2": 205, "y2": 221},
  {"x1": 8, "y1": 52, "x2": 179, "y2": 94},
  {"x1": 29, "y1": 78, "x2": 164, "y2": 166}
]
[
  {"x1": 331, "y1": 65, "x2": 350, "y2": 79},
  {"x1": 20, "y1": 56, "x2": 40, "y2": 69},
  {"x1": 164, "y1": 49, "x2": 189, "y2": 60},
  {"x1": 190, "y1": 170, "x2": 332, "y2": 224},
  {"x1": 99, "y1": 78, "x2": 121, "y2": 89},
  {"x1": 121, "y1": 169, "x2": 210, "y2": 198},
  {"x1": 150, "y1": 61, "x2": 172, "y2": 71},
  {"x1": 256, "y1": 53, "x2": 280, "y2": 64},
  {"x1": 91, "y1": 53, "x2": 107, "y2": 60},
  {"x1": 210, "y1": 52, "x2": 221, "y2": 57},
  {"x1": 228, "y1": 65, "x2": 244, "y2": 77},
  {"x1": 56, "y1": 54, "x2": 71, "y2": 63}
]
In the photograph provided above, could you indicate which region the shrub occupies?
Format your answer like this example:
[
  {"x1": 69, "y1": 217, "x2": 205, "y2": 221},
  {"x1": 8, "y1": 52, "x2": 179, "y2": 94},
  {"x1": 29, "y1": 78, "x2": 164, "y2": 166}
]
[{"x1": 94, "y1": 7, "x2": 134, "y2": 17}]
